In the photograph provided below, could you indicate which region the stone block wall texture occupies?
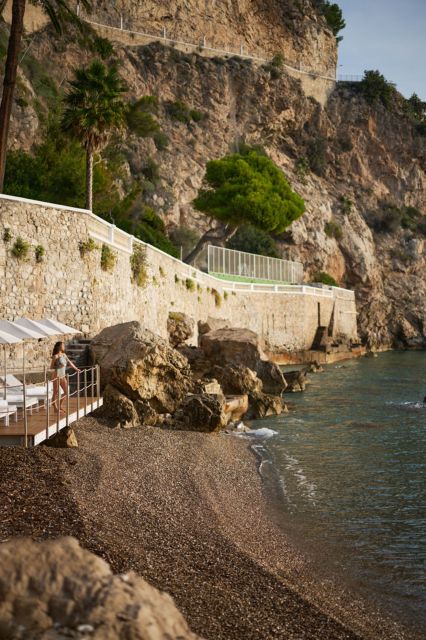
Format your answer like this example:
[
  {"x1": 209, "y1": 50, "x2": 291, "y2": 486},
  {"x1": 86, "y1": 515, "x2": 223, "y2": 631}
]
[{"x1": 0, "y1": 196, "x2": 358, "y2": 369}]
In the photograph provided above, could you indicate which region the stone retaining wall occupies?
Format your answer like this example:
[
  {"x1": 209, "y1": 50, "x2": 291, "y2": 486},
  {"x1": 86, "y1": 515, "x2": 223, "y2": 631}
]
[{"x1": 0, "y1": 196, "x2": 358, "y2": 369}]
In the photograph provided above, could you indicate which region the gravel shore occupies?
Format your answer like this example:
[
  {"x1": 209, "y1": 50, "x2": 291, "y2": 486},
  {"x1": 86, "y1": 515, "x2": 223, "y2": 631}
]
[{"x1": 0, "y1": 418, "x2": 419, "y2": 639}]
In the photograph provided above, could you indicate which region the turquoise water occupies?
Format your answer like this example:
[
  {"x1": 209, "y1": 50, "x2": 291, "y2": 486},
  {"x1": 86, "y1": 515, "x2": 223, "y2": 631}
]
[{"x1": 258, "y1": 352, "x2": 426, "y2": 628}]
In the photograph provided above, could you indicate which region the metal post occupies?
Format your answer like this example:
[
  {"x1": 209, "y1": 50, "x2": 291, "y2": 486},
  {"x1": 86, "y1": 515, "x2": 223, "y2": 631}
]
[
  {"x1": 23, "y1": 372, "x2": 28, "y2": 448},
  {"x1": 120, "y1": 14, "x2": 123, "y2": 30},
  {"x1": 84, "y1": 368, "x2": 88, "y2": 416},
  {"x1": 76, "y1": 1, "x2": 80, "y2": 16},
  {"x1": 56, "y1": 377, "x2": 60, "y2": 434},
  {"x1": 77, "y1": 370, "x2": 80, "y2": 419},
  {"x1": 163, "y1": 26, "x2": 166, "y2": 40},
  {"x1": 97, "y1": 365, "x2": 101, "y2": 407},
  {"x1": 66, "y1": 374, "x2": 70, "y2": 427},
  {"x1": 240, "y1": 43, "x2": 244, "y2": 55},
  {"x1": 46, "y1": 378, "x2": 50, "y2": 441},
  {"x1": 203, "y1": 35, "x2": 206, "y2": 48}
]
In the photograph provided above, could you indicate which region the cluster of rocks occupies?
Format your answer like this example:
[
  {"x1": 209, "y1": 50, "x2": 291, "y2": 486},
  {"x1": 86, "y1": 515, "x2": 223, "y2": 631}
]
[{"x1": 90, "y1": 314, "x2": 307, "y2": 433}]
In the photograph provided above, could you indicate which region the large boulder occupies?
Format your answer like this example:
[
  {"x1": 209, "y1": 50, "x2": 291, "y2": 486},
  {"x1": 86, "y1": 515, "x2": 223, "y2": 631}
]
[
  {"x1": 0, "y1": 537, "x2": 201, "y2": 639},
  {"x1": 212, "y1": 365, "x2": 285, "y2": 420},
  {"x1": 199, "y1": 328, "x2": 287, "y2": 394},
  {"x1": 91, "y1": 322, "x2": 194, "y2": 422},
  {"x1": 167, "y1": 312, "x2": 195, "y2": 347},
  {"x1": 102, "y1": 384, "x2": 140, "y2": 428},
  {"x1": 45, "y1": 426, "x2": 78, "y2": 448},
  {"x1": 174, "y1": 394, "x2": 228, "y2": 432}
]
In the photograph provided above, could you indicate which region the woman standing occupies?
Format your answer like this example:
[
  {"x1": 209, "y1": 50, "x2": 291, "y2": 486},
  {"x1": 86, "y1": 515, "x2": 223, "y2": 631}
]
[{"x1": 50, "y1": 341, "x2": 81, "y2": 413}]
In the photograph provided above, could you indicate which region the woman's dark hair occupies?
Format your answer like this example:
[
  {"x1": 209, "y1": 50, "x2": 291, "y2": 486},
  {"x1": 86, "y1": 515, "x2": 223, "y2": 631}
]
[{"x1": 52, "y1": 341, "x2": 64, "y2": 356}]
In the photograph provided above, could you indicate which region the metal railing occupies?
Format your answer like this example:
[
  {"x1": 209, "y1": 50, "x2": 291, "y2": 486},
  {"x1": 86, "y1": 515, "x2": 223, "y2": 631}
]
[
  {"x1": 0, "y1": 365, "x2": 101, "y2": 447},
  {"x1": 207, "y1": 245, "x2": 304, "y2": 284},
  {"x1": 338, "y1": 74, "x2": 363, "y2": 83},
  {"x1": 76, "y1": 7, "x2": 336, "y2": 83}
]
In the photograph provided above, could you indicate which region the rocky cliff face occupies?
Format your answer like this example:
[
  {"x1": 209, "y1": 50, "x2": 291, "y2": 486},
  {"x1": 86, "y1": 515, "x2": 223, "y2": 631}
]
[
  {"x1": 88, "y1": 0, "x2": 337, "y2": 76},
  {"x1": 1, "y1": 2, "x2": 425, "y2": 349}
]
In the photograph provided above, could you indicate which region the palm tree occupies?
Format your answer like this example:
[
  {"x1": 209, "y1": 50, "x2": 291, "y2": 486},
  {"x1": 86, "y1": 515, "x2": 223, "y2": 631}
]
[
  {"x1": 61, "y1": 60, "x2": 128, "y2": 210},
  {"x1": 0, "y1": 0, "x2": 91, "y2": 190}
]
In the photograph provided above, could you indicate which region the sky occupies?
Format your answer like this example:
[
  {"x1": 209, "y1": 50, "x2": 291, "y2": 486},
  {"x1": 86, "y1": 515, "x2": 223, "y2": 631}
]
[{"x1": 337, "y1": 0, "x2": 426, "y2": 100}]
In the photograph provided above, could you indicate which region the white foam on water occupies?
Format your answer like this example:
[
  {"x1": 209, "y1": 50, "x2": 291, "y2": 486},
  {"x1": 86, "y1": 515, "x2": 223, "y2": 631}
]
[
  {"x1": 244, "y1": 427, "x2": 278, "y2": 439},
  {"x1": 282, "y1": 453, "x2": 317, "y2": 503}
]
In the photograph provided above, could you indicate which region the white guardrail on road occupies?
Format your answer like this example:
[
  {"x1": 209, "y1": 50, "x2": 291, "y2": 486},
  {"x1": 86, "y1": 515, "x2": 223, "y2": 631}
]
[{"x1": 0, "y1": 193, "x2": 355, "y2": 300}]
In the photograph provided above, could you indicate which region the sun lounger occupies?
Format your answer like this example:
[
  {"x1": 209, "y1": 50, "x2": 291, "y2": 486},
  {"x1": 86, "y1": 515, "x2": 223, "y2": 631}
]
[
  {"x1": 0, "y1": 400, "x2": 18, "y2": 426},
  {"x1": 4, "y1": 395, "x2": 41, "y2": 414},
  {"x1": 0, "y1": 374, "x2": 54, "y2": 402}
]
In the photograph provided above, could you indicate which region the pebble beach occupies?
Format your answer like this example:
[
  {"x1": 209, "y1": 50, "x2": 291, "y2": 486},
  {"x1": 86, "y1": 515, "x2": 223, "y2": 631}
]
[{"x1": 0, "y1": 417, "x2": 420, "y2": 639}]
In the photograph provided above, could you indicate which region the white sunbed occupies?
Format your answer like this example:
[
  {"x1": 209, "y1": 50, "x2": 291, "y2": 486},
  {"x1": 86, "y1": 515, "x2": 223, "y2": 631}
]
[
  {"x1": 0, "y1": 374, "x2": 54, "y2": 402},
  {"x1": 4, "y1": 395, "x2": 40, "y2": 414},
  {"x1": 0, "y1": 400, "x2": 18, "y2": 426}
]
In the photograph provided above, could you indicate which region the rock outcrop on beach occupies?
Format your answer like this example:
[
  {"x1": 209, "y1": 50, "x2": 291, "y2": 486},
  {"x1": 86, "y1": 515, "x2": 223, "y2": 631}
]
[
  {"x1": 0, "y1": 536, "x2": 201, "y2": 639},
  {"x1": 92, "y1": 321, "x2": 286, "y2": 428},
  {"x1": 200, "y1": 328, "x2": 288, "y2": 394},
  {"x1": 91, "y1": 321, "x2": 194, "y2": 425}
]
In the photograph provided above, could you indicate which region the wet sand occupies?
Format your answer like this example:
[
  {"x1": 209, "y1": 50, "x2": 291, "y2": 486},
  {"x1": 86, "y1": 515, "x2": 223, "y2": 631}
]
[{"x1": 0, "y1": 417, "x2": 419, "y2": 639}]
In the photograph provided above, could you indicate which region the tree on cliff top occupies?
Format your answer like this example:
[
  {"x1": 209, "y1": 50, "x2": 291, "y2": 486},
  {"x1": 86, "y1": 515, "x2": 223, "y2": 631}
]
[
  {"x1": 315, "y1": 1, "x2": 346, "y2": 41},
  {"x1": 61, "y1": 60, "x2": 127, "y2": 211},
  {"x1": 184, "y1": 150, "x2": 305, "y2": 264},
  {"x1": 0, "y1": 0, "x2": 91, "y2": 190}
]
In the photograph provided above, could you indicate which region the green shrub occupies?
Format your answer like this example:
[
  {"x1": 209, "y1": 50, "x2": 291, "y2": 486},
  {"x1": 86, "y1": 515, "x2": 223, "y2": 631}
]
[
  {"x1": 91, "y1": 36, "x2": 114, "y2": 60},
  {"x1": 100, "y1": 244, "x2": 117, "y2": 272},
  {"x1": 174, "y1": 274, "x2": 180, "y2": 284},
  {"x1": 340, "y1": 196, "x2": 352, "y2": 215},
  {"x1": 317, "y1": 2, "x2": 346, "y2": 40},
  {"x1": 224, "y1": 291, "x2": 228, "y2": 300},
  {"x1": 130, "y1": 245, "x2": 148, "y2": 287},
  {"x1": 189, "y1": 109, "x2": 206, "y2": 122},
  {"x1": 35, "y1": 245, "x2": 45, "y2": 263},
  {"x1": 11, "y1": 237, "x2": 30, "y2": 260},
  {"x1": 306, "y1": 136, "x2": 327, "y2": 175},
  {"x1": 360, "y1": 70, "x2": 396, "y2": 108},
  {"x1": 141, "y1": 157, "x2": 160, "y2": 183},
  {"x1": 159, "y1": 266, "x2": 165, "y2": 277},
  {"x1": 313, "y1": 271, "x2": 338, "y2": 287},
  {"x1": 165, "y1": 100, "x2": 206, "y2": 124},
  {"x1": 295, "y1": 157, "x2": 310, "y2": 183},
  {"x1": 21, "y1": 54, "x2": 59, "y2": 108},
  {"x1": 271, "y1": 53, "x2": 284, "y2": 68},
  {"x1": 185, "y1": 278, "x2": 195, "y2": 291},
  {"x1": 324, "y1": 219, "x2": 343, "y2": 240},
  {"x1": 211, "y1": 288, "x2": 222, "y2": 307},
  {"x1": 3, "y1": 228, "x2": 12, "y2": 243},
  {"x1": 153, "y1": 131, "x2": 169, "y2": 150},
  {"x1": 15, "y1": 97, "x2": 29, "y2": 108},
  {"x1": 79, "y1": 237, "x2": 99, "y2": 256},
  {"x1": 126, "y1": 105, "x2": 160, "y2": 138},
  {"x1": 227, "y1": 225, "x2": 279, "y2": 258}
]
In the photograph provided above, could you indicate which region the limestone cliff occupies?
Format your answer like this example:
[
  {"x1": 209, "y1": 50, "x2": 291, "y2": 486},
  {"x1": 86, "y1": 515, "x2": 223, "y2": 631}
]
[{"x1": 1, "y1": 1, "x2": 425, "y2": 349}]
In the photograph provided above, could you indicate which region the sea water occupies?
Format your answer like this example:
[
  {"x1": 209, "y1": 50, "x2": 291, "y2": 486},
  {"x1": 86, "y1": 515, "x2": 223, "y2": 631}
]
[{"x1": 255, "y1": 352, "x2": 426, "y2": 629}]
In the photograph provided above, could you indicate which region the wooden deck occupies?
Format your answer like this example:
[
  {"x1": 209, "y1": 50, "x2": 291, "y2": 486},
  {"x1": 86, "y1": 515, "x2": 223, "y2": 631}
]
[{"x1": 0, "y1": 396, "x2": 103, "y2": 447}]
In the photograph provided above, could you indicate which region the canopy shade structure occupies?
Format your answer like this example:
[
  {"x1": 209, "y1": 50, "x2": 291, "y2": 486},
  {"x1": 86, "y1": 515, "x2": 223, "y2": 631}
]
[
  {"x1": 0, "y1": 319, "x2": 45, "y2": 340},
  {"x1": 13, "y1": 317, "x2": 58, "y2": 337},
  {"x1": 0, "y1": 329, "x2": 22, "y2": 345},
  {"x1": 37, "y1": 318, "x2": 82, "y2": 336}
]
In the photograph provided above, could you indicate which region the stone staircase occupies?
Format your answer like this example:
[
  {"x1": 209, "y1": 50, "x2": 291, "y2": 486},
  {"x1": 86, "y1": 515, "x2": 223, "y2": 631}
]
[{"x1": 65, "y1": 338, "x2": 93, "y2": 393}]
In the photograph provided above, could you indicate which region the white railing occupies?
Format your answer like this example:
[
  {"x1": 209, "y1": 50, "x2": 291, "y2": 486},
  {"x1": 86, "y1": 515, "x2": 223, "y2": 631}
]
[
  {"x1": 77, "y1": 11, "x2": 336, "y2": 83},
  {"x1": 207, "y1": 245, "x2": 304, "y2": 284},
  {"x1": 0, "y1": 365, "x2": 101, "y2": 447},
  {"x1": 0, "y1": 193, "x2": 355, "y2": 302}
]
